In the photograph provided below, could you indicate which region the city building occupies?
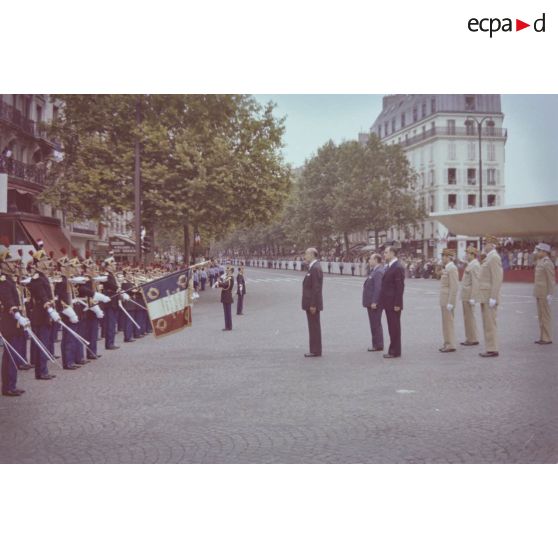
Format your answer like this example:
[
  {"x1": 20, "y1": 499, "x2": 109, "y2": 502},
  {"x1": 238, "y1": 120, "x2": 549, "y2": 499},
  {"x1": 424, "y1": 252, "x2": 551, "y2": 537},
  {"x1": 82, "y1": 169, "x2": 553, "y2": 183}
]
[
  {"x1": 358, "y1": 94, "x2": 507, "y2": 259},
  {"x1": 0, "y1": 94, "x2": 101, "y2": 261}
]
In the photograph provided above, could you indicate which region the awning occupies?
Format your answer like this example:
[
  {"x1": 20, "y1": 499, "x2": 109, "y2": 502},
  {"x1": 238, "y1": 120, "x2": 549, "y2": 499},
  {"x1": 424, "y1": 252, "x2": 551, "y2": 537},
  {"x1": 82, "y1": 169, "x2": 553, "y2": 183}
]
[
  {"x1": 20, "y1": 220, "x2": 72, "y2": 258},
  {"x1": 431, "y1": 201, "x2": 558, "y2": 238}
]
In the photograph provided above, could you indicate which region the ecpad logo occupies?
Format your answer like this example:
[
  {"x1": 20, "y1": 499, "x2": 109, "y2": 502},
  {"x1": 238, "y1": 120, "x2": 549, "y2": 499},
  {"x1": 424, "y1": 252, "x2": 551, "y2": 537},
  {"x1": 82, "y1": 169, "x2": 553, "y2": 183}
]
[{"x1": 468, "y1": 13, "x2": 546, "y2": 37}]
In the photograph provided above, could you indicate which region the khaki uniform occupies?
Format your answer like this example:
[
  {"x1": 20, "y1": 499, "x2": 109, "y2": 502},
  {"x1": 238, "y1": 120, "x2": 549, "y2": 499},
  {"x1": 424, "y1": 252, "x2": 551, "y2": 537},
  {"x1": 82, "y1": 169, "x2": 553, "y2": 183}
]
[
  {"x1": 479, "y1": 250, "x2": 503, "y2": 352},
  {"x1": 439, "y1": 261, "x2": 459, "y2": 349},
  {"x1": 460, "y1": 258, "x2": 480, "y2": 343},
  {"x1": 533, "y1": 256, "x2": 555, "y2": 342}
]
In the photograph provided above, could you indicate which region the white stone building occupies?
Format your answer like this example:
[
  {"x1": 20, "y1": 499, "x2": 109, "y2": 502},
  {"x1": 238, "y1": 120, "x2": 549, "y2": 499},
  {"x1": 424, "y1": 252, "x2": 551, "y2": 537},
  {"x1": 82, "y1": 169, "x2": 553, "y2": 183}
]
[{"x1": 359, "y1": 94, "x2": 507, "y2": 260}]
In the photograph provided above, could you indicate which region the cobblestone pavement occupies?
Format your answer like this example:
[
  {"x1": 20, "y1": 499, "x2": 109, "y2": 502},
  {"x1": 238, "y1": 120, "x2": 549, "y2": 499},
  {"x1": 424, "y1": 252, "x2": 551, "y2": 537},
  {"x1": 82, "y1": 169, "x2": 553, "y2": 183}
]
[{"x1": 1, "y1": 267, "x2": 556, "y2": 463}]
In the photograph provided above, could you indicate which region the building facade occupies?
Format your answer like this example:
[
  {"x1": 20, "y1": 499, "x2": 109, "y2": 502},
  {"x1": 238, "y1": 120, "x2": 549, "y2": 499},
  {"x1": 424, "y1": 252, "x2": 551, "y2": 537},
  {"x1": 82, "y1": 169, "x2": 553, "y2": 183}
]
[
  {"x1": 0, "y1": 94, "x2": 101, "y2": 260},
  {"x1": 360, "y1": 94, "x2": 507, "y2": 260}
]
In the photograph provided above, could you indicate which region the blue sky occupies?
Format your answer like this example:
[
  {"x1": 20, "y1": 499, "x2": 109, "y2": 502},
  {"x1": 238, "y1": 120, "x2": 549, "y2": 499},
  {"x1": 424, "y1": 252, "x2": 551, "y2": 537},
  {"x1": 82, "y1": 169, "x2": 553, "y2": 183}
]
[{"x1": 254, "y1": 94, "x2": 558, "y2": 205}]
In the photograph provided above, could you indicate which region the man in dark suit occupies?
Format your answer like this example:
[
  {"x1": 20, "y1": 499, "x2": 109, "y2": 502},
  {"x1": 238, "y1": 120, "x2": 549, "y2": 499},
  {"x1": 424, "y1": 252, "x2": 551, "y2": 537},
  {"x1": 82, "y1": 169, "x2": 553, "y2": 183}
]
[
  {"x1": 362, "y1": 253, "x2": 385, "y2": 352},
  {"x1": 379, "y1": 244, "x2": 405, "y2": 358},
  {"x1": 301, "y1": 247, "x2": 323, "y2": 357}
]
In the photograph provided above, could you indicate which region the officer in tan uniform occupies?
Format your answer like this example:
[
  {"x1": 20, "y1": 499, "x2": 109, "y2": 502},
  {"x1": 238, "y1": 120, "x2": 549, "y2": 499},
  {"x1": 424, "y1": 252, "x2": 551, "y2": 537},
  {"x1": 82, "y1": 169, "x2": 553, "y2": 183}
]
[
  {"x1": 460, "y1": 246, "x2": 480, "y2": 346},
  {"x1": 478, "y1": 236, "x2": 503, "y2": 357},
  {"x1": 533, "y1": 242, "x2": 555, "y2": 344},
  {"x1": 439, "y1": 248, "x2": 459, "y2": 352}
]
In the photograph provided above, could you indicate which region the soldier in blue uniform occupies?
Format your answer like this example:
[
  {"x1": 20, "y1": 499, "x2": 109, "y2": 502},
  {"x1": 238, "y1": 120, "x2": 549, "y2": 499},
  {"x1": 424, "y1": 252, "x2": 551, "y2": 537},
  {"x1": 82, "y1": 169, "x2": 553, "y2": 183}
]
[
  {"x1": 101, "y1": 255, "x2": 120, "y2": 350},
  {"x1": 236, "y1": 267, "x2": 246, "y2": 315},
  {"x1": 217, "y1": 267, "x2": 234, "y2": 331}
]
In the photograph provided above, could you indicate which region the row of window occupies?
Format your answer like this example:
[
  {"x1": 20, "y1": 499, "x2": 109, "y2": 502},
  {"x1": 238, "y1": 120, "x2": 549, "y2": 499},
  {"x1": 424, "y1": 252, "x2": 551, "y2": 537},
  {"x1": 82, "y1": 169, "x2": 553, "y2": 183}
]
[
  {"x1": 416, "y1": 167, "x2": 498, "y2": 188},
  {"x1": 379, "y1": 114, "x2": 496, "y2": 142}
]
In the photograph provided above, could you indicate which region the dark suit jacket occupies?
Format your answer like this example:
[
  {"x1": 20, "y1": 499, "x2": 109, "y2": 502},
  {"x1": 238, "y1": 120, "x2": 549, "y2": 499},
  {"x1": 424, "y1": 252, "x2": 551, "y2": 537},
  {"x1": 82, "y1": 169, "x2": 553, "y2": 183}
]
[
  {"x1": 379, "y1": 260, "x2": 405, "y2": 310},
  {"x1": 218, "y1": 276, "x2": 234, "y2": 304},
  {"x1": 362, "y1": 265, "x2": 385, "y2": 307},
  {"x1": 301, "y1": 261, "x2": 323, "y2": 311}
]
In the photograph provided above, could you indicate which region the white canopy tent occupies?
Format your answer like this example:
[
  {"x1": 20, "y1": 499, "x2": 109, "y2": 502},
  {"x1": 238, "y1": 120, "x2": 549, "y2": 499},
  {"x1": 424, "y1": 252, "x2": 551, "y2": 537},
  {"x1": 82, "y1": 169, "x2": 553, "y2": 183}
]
[{"x1": 431, "y1": 201, "x2": 558, "y2": 239}]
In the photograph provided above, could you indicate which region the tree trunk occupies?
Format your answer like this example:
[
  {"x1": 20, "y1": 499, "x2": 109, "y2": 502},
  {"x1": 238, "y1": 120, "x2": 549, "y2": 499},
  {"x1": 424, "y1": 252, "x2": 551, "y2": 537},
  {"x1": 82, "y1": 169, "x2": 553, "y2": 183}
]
[
  {"x1": 343, "y1": 231, "x2": 350, "y2": 257},
  {"x1": 183, "y1": 222, "x2": 191, "y2": 266},
  {"x1": 374, "y1": 229, "x2": 379, "y2": 251}
]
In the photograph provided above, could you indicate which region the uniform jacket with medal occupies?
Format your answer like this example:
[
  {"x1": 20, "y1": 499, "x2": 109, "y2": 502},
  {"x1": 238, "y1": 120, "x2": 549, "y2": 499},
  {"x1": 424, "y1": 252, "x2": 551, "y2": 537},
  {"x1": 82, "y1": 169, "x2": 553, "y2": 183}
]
[
  {"x1": 28, "y1": 270, "x2": 54, "y2": 326},
  {"x1": 533, "y1": 256, "x2": 556, "y2": 299},
  {"x1": 439, "y1": 261, "x2": 459, "y2": 306},
  {"x1": 218, "y1": 276, "x2": 234, "y2": 304},
  {"x1": 460, "y1": 258, "x2": 480, "y2": 302},
  {"x1": 479, "y1": 250, "x2": 503, "y2": 304}
]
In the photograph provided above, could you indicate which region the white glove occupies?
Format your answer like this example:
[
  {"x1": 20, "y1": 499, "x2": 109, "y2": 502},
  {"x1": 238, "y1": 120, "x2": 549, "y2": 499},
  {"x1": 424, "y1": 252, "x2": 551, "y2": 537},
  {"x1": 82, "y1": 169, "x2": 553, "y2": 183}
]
[
  {"x1": 47, "y1": 307, "x2": 61, "y2": 322},
  {"x1": 469, "y1": 299, "x2": 475, "y2": 306},
  {"x1": 61, "y1": 306, "x2": 79, "y2": 324},
  {"x1": 547, "y1": 294, "x2": 553, "y2": 304},
  {"x1": 93, "y1": 292, "x2": 110, "y2": 304},
  {"x1": 121, "y1": 292, "x2": 131, "y2": 302},
  {"x1": 14, "y1": 312, "x2": 30, "y2": 328},
  {"x1": 90, "y1": 304, "x2": 104, "y2": 319},
  {"x1": 446, "y1": 304, "x2": 453, "y2": 311},
  {"x1": 489, "y1": 298, "x2": 497, "y2": 308}
]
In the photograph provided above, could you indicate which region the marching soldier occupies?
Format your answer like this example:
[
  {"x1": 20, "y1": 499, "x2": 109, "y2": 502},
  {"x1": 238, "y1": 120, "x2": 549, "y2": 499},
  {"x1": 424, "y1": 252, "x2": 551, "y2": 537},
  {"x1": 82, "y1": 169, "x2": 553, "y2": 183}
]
[
  {"x1": 438, "y1": 248, "x2": 458, "y2": 353},
  {"x1": 533, "y1": 242, "x2": 555, "y2": 344},
  {"x1": 478, "y1": 236, "x2": 503, "y2": 357},
  {"x1": 460, "y1": 246, "x2": 480, "y2": 346}
]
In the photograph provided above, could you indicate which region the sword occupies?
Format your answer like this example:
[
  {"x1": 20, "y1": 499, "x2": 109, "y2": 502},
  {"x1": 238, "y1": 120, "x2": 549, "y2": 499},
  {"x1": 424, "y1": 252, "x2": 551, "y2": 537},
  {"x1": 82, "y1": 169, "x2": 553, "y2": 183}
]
[{"x1": 118, "y1": 300, "x2": 141, "y2": 330}]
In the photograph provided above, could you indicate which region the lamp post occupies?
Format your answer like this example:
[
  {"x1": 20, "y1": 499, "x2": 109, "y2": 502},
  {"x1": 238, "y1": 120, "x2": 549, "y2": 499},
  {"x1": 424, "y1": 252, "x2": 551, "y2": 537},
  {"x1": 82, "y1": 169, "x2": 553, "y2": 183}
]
[{"x1": 465, "y1": 116, "x2": 494, "y2": 251}]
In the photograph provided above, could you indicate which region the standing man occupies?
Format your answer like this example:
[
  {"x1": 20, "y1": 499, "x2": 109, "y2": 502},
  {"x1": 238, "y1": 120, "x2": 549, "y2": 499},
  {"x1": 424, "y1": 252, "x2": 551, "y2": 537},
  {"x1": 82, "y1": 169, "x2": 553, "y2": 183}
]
[
  {"x1": 301, "y1": 247, "x2": 323, "y2": 357},
  {"x1": 236, "y1": 267, "x2": 246, "y2": 316},
  {"x1": 362, "y1": 253, "x2": 384, "y2": 352},
  {"x1": 460, "y1": 246, "x2": 480, "y2": 347},
  {"x1": 438, "y1": 248, "x2": 459, "y2": 353},
  {"x1": 478, "y1": 236, "x2": 503, "y2": 358},
  {"x1": 217, "y1": 266, "x2": 234, "y2": 331},
  {"x1": 379, "y1": 244, "x2": 405, "y2": 359},
  {"x1": 102, "y1": 256, "x2": 120, "y2": 350},
  {"x1": 533, "y1": 242, "x2": 555, "y2": 345}
]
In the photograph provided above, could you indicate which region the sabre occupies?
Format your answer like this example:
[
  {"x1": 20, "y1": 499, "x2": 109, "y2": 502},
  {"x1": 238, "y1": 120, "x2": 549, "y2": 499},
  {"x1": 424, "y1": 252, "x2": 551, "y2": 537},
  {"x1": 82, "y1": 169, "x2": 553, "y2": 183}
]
[
  {"x1": 125, "y1": 297, "x2": 147, "y2": 311},
  {"x1": 26, "y1": 327, "x2": 59, "y2": 366},
  {"x1": 57, "y1": 319, "x2": 90, "y2": 346},
  {"x1": 0, "y1": 334, "x2": 30, "y2": 366},
  {"x1": 118, "y1": 300, "x2": 141, "y2": 330}
]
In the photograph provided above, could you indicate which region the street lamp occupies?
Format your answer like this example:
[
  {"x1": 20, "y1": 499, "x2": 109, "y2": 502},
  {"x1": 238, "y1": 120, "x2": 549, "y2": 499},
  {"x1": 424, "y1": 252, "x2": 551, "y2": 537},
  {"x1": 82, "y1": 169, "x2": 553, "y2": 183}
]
[
  {"x1": 465, "y1": 116, "x2": 494, "y2": 252},
  {"x1": 464, "y1": 116, "x2": 494, "y2": 209}
]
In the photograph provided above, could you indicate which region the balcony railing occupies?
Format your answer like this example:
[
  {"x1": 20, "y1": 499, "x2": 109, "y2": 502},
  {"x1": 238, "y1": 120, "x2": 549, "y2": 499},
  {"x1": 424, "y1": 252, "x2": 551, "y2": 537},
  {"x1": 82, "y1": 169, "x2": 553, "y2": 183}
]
[
  {"x1": 0, "y1": 155, "x2": 47, "y2": 187},
  {"x1": 387, "y1": 125, "x2": 507, "y2": 148},
  {"x1": 0, "y1": 98, "x2": 59, "y2": 146}
]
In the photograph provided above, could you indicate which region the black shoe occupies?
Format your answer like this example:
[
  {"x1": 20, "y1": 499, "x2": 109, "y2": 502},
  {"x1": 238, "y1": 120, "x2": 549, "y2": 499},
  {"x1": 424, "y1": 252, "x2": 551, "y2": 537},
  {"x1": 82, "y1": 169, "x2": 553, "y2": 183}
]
[
  {"x1": 18, "y1": 364, "x2": 33, "y2": 371},
  {"x1": 479, "y1": 351, "x2": 499, "y2": 357},
  {"x1": 87, "y1": 355, "x2": 101, "y2": 360},
  {"x1": 63, "y1": 365, "x2": 80, "y2": 370},
  {"x1": 222, "y1": 328, "x2": 232, "y2": 331},
  {"x1": 14, "y1": 389, "x2": 25, "y2": 395},
  {"x1": 106, "y1": 346, "x2": 120, "y2": 350},
  {"x1": 460, "y1": 341, "x2": 479, "y2": 346},
  {"x1": 236, "y1": 313, "x2": 244, "y2": 315},
  {"x1": 2, "y1": 390, "x2": 21, "y2": 396},
  {"x1": 383, "y1": 354, "x2": 400, "y2": 359},
  {"x1": 439, "y1": 347, "x2": 456, "y2": 353},
  {"x1": 124, "y1": 339, "x2": 135, "y2": 343},
  {"x1": 54, "y1": 355, "x2": 60, "y2": 359},
  {"x1": 368, "y1": 348, "x2": 383, "y2": 352},
  {"x1": 75, "y1": 360, "x2": 88, "y2": 365},
  {"x1": 304, "y1": 353, "x2": 321, "y2": 357},
  {"x1": 535, "y1": 340, "x2": 552, "y2": 345},
  {"x1": 36, "y1": 374, "x2": 56, "y2": 380}
]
